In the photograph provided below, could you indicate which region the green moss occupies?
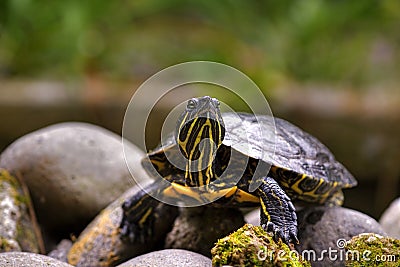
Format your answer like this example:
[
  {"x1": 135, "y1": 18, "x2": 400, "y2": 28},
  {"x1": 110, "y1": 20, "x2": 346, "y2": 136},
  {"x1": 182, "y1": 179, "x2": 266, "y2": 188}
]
[
  {"x1": 345, "y1": 233, "x2": 400, "y2": 267},
  {"x1": 0, "y1": 169, "x2": 20, "y2": 189},
  {"x1": 0, "y1": 238, "x2": 7, "y2": 250},
  {"x1": 15, "y1": 193, "x2": 30, "y2": 205},
  {"x1": 211, "y1": 224, "x2": 310, "y2": 267},
  {"x1": 0, "y1": 169, "x2": 31, "y2": 206},
  {"x1": 0, "y1": 170, "x2": 28, "y2": 207},
  {"x1": 0, "y1": 237, "x2": 17, "y2": 252},
  {"x1": 0, "y1": 169, "x2": 40, "y2": 253}
]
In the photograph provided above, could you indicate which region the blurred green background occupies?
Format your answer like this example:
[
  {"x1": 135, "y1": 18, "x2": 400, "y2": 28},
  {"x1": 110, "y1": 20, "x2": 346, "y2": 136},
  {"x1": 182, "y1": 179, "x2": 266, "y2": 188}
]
[
  {"x1": 1, "y1": 0, "x2": 400, "y2": 85},
  {"x1": 0, "y1": 0, "x2": 399, "y2": 218}
]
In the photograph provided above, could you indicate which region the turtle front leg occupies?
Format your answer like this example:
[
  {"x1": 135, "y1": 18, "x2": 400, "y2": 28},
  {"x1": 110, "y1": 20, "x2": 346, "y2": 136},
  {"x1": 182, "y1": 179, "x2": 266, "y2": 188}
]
[
  {"x1": 120, "y1": 181, "x2": 168, "y2": 243},
  {"x1": 258, "y1": 176, "x2": 299, "y2": 245},
  {"x1": 120, "y1": 178, "x2": 193, "y2": 243}
]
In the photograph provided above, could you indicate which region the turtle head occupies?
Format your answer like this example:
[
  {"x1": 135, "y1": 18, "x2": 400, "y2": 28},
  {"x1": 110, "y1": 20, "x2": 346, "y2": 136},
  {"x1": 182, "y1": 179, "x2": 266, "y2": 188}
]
[{"x1": 176, "y1": 96, "x2": 225, "y2": 184}]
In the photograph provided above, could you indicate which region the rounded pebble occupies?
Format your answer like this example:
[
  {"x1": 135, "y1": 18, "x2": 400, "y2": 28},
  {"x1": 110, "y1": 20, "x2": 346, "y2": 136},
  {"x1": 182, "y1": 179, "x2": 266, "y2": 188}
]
[
  {"x1": 244, "y1": 208, "x2": 260, "y2": 226},
  {"x1": 0, "y1": 122, "x2": 149, "y2": 230},
  {"x1": 296, "y1": 206, "x2": 387, "y2": 267},
  {"x1": 116, "y1": 249, "x2": 211, "y2": 267},
  {"x1": 0, "y1": 252, "x2": 74, "y2": 267},
  {"x1": 379, "y1": 197, "x2": 400, "y2": 239}
]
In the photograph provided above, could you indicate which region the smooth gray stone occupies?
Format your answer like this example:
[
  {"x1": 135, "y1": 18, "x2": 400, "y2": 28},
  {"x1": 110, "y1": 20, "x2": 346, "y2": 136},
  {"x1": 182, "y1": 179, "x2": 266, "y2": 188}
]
[
  {"x1": 244, "y1": 208, "x2": 260, "y2": 226},
  {"x1": 0, "y1": 252, "x2": 73, "y2": 267},
  {"x1": 380, "y1": 197, "x2": 400, "y2": 239},
  {"x1": 296, "y1": 206, "x2": 386, "y2": 267},
  {"x1": 116, "y1": 249, "x2": 211, "y2": 267},
  {"x1": 0, "y1": 122, "x2": 149, "y2": 230}
]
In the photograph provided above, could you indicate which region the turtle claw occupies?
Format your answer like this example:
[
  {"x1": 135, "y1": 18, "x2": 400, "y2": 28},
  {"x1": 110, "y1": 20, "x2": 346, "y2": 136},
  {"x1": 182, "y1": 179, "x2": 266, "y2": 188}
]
[
  {"x1": 290, "y1": 230, "x2": 300, "y2": 245},
  {"x1": 262, "y1": 221, "x2": 298, "y2": 245},
  {"x1": 119, "y1": 189, "x2": 157, "y2": 243}
]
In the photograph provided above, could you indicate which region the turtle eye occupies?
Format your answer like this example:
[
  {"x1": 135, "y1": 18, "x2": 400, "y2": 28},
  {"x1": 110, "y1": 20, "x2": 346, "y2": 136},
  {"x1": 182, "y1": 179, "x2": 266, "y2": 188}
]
[
  {"x1": 213, "y1": 98, "x2": 220, "y2": 107},
  {"x1": 187, "y1": 99, "x2": 198, "y2": 110}
]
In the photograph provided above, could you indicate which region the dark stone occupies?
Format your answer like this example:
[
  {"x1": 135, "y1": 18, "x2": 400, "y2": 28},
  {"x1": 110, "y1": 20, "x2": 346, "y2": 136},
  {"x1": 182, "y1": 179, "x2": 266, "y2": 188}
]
[
  {"x1": 165, "y1": 206, "x2": 245, "y2": 257},
  {"x1": 306, "y1": 209, "x2": 324, "y2": 224},
  {"x1": 116, "y1": 249, "x2": 211, "y2": 267}
]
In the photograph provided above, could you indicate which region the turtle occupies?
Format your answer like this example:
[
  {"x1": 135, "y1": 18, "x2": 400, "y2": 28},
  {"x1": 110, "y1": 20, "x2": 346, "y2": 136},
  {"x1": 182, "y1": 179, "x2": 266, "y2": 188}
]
[{"x1": 120, "y1": 96, "x2": 357, "y2": 244}]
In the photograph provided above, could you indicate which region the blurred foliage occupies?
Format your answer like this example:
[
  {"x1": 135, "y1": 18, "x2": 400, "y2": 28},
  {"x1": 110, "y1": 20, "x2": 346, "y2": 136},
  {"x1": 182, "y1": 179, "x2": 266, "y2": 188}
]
[{"x1": 0, "y1": 0, "x2": 399, "y2": 88}]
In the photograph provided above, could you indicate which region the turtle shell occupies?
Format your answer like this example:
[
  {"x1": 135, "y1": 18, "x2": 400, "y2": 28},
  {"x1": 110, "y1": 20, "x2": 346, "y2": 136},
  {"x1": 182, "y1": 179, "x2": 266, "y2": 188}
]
[
  {"x1": 221, "y1": 112, "x2": 357, "y2": 188},
  {"x1": 143, "y1": 112, "x2": 357, "y2": 192}
]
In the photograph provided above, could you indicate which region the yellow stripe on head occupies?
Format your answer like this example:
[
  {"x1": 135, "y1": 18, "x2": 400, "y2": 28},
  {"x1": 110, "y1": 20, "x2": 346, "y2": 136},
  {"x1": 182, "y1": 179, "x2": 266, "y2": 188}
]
[{"x1": 175, "y1": 97, "x2": 225, "y2": 187}]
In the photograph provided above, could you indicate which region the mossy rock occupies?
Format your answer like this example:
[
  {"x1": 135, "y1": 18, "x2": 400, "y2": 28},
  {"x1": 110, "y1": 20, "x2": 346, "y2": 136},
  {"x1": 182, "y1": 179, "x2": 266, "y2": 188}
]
[
  {"x1": 211, "y1": 224, "x2": 310, "y2": 267},
  {"x1": 345, "y1": 233, "x2": 400, "y2": 267},
  {"x1": 0, "y1": 169, "x2": 44, "y2": 253}
]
